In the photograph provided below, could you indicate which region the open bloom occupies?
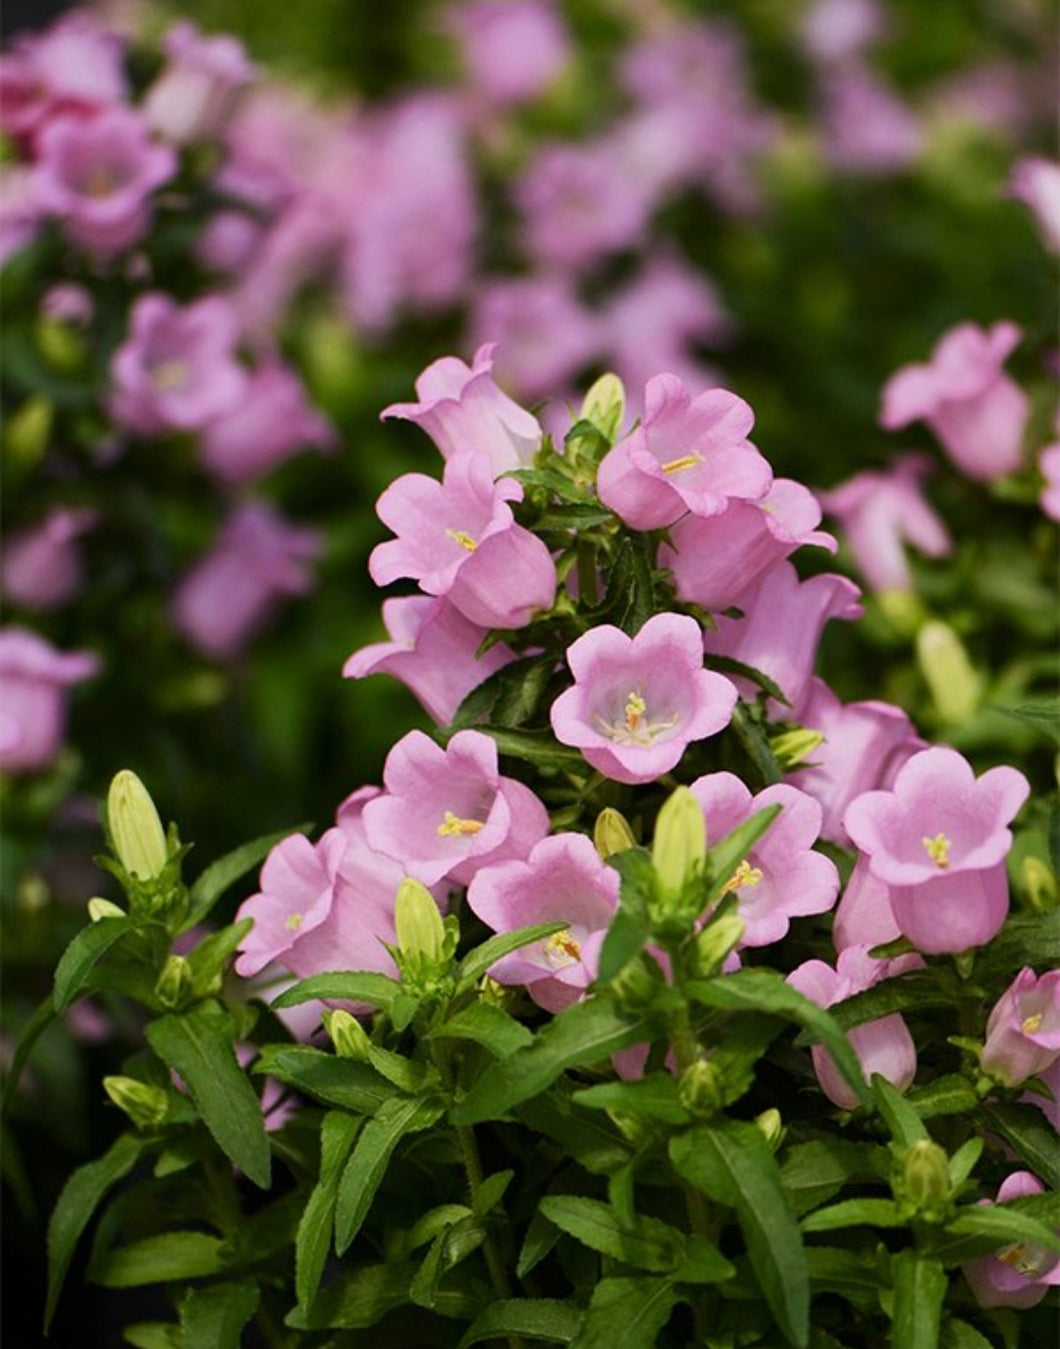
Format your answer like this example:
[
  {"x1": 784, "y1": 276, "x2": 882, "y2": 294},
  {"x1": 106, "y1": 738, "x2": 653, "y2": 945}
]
[
  {"x1": 788, "y1": 945, "x2": 918, "y2": 1109},
  {"x1": 363, "y1": 729, "x2": 549, "y2": 887},
  {"x1": 688, "y1": 773, "x2": 839, "y2": 946},
  {"x1": 198, "y1": 361, "x2": 333, "y2": 485},
  {"x1": 818, "y1": 453, "x2": 951, "y2": 593},
  {"x1": 962, "y1": 1172, "x2": 1060, "y2": 1310},
  {"x1": 446, "y1": 0, "x2": 570, "y2": 107},
  {"x1": 831, "y1": 856, "x2": 901, "y2": 953},
  {"x1": 980, "y1": 967, "x2": 1060, "y2": 1088},
  {"x1": 0, "y1": 507, "x2": 97, "y2": 611},
  {"x1": 143, "y1": 19, "x2": 257, "y2": 145},
  {"x1": 550, "y1": 613, "x2": 737, "y2": 785},
  {"x1": 597, "y1": 373, "x2": 770, "y2": 531},
  {"x1": 343, "y1": 595, "x2": 516, "y2": 727},
  {"x1": 467, "y1": 832, "x2": 620, "y2": 1012},
  {"x1": 33, "y1": 107, "x2": 176, "y2": 259},
  {"x1": 844, "y1": 746, "x2": 1029, "y2": 954},
  {"x1": 880, "y1": 321, "x2": 1029, "y2": 481},
  {"x1": 0, "y1": 627, "x2": 99, "y2": 774},
  {"x1": 381, "y1": 343, "x2": 541, "y2": 476},
  {"x1": 109, "y1": 293, "x2": 246, "y2": 436},
  {"x1": 369, "y1": 450, "x2": 556, "y2": 630}
]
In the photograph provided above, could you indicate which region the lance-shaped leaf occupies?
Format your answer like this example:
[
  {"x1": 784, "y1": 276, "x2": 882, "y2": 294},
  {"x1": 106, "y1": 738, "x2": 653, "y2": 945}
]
[
  {"x1": 780, "y1": 1139, "x2": 885, "y2": 1218},
  {"x1": 90, "y1": 1231, "x2": 226, "y2": 1287},
  {"x1": 287, "y1": 1262, "x2": 416, "y2": 1330},
  {"x1": 539, "y1": 1196, "x2": 685, "y2": 1273},
  {"x1": 597, "y1": 850, "x2": 654, "y2": 983},
  {"x1": 573, "y1": 1073, "x2": 690, "y2": 1125},
  {"x1": 334, "y1": 1094, "x2": 445, "y2": 1253},
  {"x1": 670, "y1": 1120, "x2": 809, "y2": 1348},
  {"x1": 978, "y1": 1101, "x2": 1060, "y2": 1190},
  {"x1": 46, "y1": 1132, "x2": 144, "y2": 1329},
  {"x1": 800, "y1": 1198, "x2": 907, "y2": 1234},
  {"x1": 569, "y1": 1276, "x2": 681, "y2": 1349},
  {"x1": 183, "y1": 823, "x2": 312, "y2": 930},
  {"x1": 687, "y1": 968, "x2": 871, "y2": 1108},
  {"x1": 457, "y1": 921, "x2": 568, "y2": 990},
  {"x1": 253, "y1": 1046, "x2": 397, "y2": 1114},
  {"x1": 146, "y1": 1001, "x2": 270, "y2": 1187},
  {"x1": 269, "y1": 970, "x2": 400, "y2": 1011},
  {"x1": 872, "y1": 1073, "x2": 928, "y2": 1146},
  {"x1": 450, "y1": 999, "x2": 650, "y2": 1126},
  {"x1": 891, "y1": 1250, "x2": 947, "y2": 1349},
  {"x1": 53, "y1": 915, "x2": 138, "y2": 1012},
  {"x1": 296, "y1": 1111, "x2": 362, "y2": 1309},
  {"x1": 181, "y1": 1281, "x2": 260, "y2": 1349},
  {"x1": 456, "y1": 1299, "x2": 583, "y2": 1348},
  {"x1": 430, "y1": 1002, "x2": 534, "y2": 1058}
]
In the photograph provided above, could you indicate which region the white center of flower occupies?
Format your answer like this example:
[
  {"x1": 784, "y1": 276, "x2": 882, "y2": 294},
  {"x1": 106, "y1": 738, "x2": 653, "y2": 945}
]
[
  {"x1": 543, "y1": 929, "x2": 581, "y2": 968},
  {"x1": 598, "y1": 689, "x2": 678, "y2": 747},
  {"x1": 445, "y1": 528, "x2": 478, "y2": 552},
  {"x1": 150, "y1": 358, "x2": 191, "y2": 393},
  {"x1": 438, "y1": 810, "x2": 484, "y2": 838},
  {"x1": 922, "y1": 833, "x2": 951, "y2": 868}
]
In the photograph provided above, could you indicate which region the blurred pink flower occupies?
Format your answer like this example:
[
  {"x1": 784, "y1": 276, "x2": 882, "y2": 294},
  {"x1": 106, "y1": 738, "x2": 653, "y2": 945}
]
[
  {"x1": 1008, "y1": 156, "x2": 1060, "y2": 253},
  {"x1": 143, "y1": 19, "x2": 257, "y2": 145},
  {"x1": 0, "y1": 507, "x2": 97, "y2": 611},
  {"x1": 469, "y1": 275, "x2": 600, "y2": 401},
  {"x1": 1040, "y1": 442, "x2": 1060, "y2": 522},
  {"x1": 0, "y1": 627, "x2": 99, "y2": 774},
  {"x1": 446, "y1": 0, "x2": 569, "y2": 107},
  {"x1": 818, "y1": 64, "x2": 922, "y2": 174}
]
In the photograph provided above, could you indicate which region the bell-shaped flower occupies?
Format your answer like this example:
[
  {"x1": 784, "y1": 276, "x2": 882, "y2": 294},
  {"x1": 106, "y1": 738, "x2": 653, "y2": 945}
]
[
  {"x1": 467, "y1": 832, "x2": 620, "y2": 1012},
  {"x1": 142, "y1": 19, "x2": 257, "y2": 145},
  {"x1": 369, "y1": 450, "x2": 556, "y2": 630},
  {"x1": 880, "y1": 320, "x2": 1030, "y2": 481},
  {"x1": 550, "y1": 613, "x2": 738, "y2": 785},
  {"x1": 980, "y1": 967, "x2": 1060, "y2": 1088},
  {"x1": 787, "y1": 676, "x2": 925, "y2": 846},
  {"x1": 832, "y1": 855, "x2": 901, "y2": 953},
  {"x1": 688, "y1": 772, "x2": 839, "y2": 946},
  {"x1": 33, "y1": 106, "x2": 176, "y2": 259},
  {"x1": 702, "y1": 562, "x2": 862, "y2": 718},
  {"x1": 343, "y1": 595, "x2": 516, "y2": 727},
  {"x1": 362, "y1": 729, "x2": 549, "y2": 887},
  {"x1": 0, "y1": 506, "x2": 97, "y2": 611},
  {"x1": 788, "y1": 945, "x2": 917, "y2": 1109},
  {"x1": 446, "y1": 0, "x2": 570, "y2": 108},
  {"x1": 469, "y1": 275, "x2": 600, "y2": 402},
  {"x1": 1008, "y1": 156, "x2": 1060, "y2": 253},
  {"x1": 0, "y1": 627, "x2": 99, "y2": 774},
  {"x1": 109, "y1": 292, "x2": 246, "y2": 436},
  {"x1": 818, "y1": 453, "x2": 951, "y2": 593},
  {"x1": 962, "y1": 1172, "x2": 1060, "y2": 1310},
  {"x1": 661, "y1": 478, "x2": 835, "y2": 611},
  {"x1": 597, "y1": 373, "x2": 771, "y2": 531},
  {"x1": 844, "y1": 746, "x2": 1029, "y2": 954},
  {"x1": 381, "y1": 343, "x2": 541, "y2": 476}
]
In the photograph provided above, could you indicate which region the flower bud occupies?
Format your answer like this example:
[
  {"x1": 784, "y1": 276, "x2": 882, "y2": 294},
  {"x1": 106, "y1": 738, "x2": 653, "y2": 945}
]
[
  {"x1": 103, "y1": 1075, "x2": 168, "y2": 1129},
  {"x1": 768, "y1": 726, "x2": 825, "y2": 772},
  {"x1": 916, "y1": 620, "x2": 981, "y2": 725},
  {"x1": 37, "y1": 317, "x2": 86, "y2": 373},
  {"x1": 897, "y1": 1139, "x2": 951, "y2": 1221},
  {"x1": 108, "y1": 770, "x2": 168, "y2": 881},
  {"x1": 652, "y1": 786, "x2": 706, "y2": 900},
  {"x1": 1020, "y1": 856, "x2": 1057, "y2": 912},
  {"x1": 678, "y1": 1059, "x2": 726, "y2": 1117},
  {"x1": 324, "y1": 1009, "x2": 371, "y2": 1060},
  {"x1": 5, "y1": 395, "x2": 53, "y2": 470},
  {"x1": 88, "y1": 897, "x2": 125, "y2": 922},
  {"x1": 395, "y1": 878, "x2": 446, "y2": 965},
  {"x1": 154, "y1": 954, "x2": 193, "y2": 1009},
  {"x1": 609, "y1": 954, "x2": 658, "y2": 1008},
  {"x1": 754, "y1": 1107, "x2": 784, "y2": 1152},
  {"x1": 594, "y1": 807, "x2": 636, "y2": 859},
  {"x1": 691, "y1": 911, "x2": 745, "y2": 977},
  {"x1": 580, "y1": 372, "x2": 626, "y2": 443},
  {"x1": 876, "y1": 588, "x2": 925, "y2": 637}
]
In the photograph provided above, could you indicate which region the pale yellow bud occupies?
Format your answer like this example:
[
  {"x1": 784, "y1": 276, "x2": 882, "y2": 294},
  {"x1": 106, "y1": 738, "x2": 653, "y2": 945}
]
[
  {"x1": 593, "y1": 807, "x2": 636, "y2": 859},
  {"x1": 103, "y1": 1076, "x2": 168, "y2": 1129},
  {"x1": 394, "y1": 878, "x2": 445, "y2": 963},
  {"x1": 692, "y1": 912, "x2": 746, "y2": 977},
  {"x1": 154, "y1": 954, "x2": 192, "y2": 1009},
  {"x1": 768, "y1": 727, "x2": 825, "y2": 772},
  {"x1": 1020, "y1": 856, "x2": 1057, "y2": 912},
  {"x1": 754, "y1": 1108, "x2": 784, "y2": 1151},
  {"x1": 916, "y1": 620, "x2": 981, "y2": 725},
  {"x1": 580, "y1": 372, "x2": 626, "y2": 442},
  {"x1": 88, "y1": 897, "x2": 125, "y2": 922},
  {"x1": 108, "y1": 770, "x2": 168, "y2": 880},
  {"x1": 325, "y1": 1009, "x2": 370, "y2": 1060},
  {"x1": 652, "y1": 786, "x2": 706, "y2": 898}
]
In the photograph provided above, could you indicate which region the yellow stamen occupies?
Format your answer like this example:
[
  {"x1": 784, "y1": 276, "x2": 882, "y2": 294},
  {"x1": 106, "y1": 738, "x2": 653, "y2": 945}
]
[
  {"x1": 438, "y1": 810, "x2": 484, "y2": 837},
  {"x1": 544, "y1": 930, "x2": 581, "y2": 967},
  {"x1": 86, "y1": 166, "x2": 118, "y2": 198},
  {"x1": 721, "y1": 858, "x2": 764, "y2": 895},
  {"x1": 922, "y1": 833, "x2": 951, "y2": 869},
  {"x1": 624, "y1": 691, "x2": 646, "y2": 733},
  {"x1": 661, "y1": 452, "x2": 703, "y2": 474},
  {"x1": 1022, "y1": 1013, "x2": 1043, "y2": 1035},
  {"x1": 445, "y1": 528, "x2": 478, "y2": 552},
  {"x1": 285, "y1": 912, "x2": 303, "y2": 932},
  {"x1": 150, "y1": 359, "x2": 190, "y2": 393},
  {"x1": 597, "y1": 688, "x2": 679, "y2": 747}
]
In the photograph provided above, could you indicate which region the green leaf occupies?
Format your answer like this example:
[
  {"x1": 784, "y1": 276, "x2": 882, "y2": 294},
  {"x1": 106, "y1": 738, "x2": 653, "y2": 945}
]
[
  {"x1": 334, "y1": 1094, "x2": 445, "y2": 1253},
  {"x1": 569, "y1": 1276, "x2": 681, "y2": 1349},
  {"x1": 943, "y1": 1318, "x2": 997, "y2": 1349},
  {"x1": 891, "y1": 1250, "x2": 947, "y2": 1349},
  {"x1": 451, "y1": 999, "x2": 649, "y2": 1125},
  {"x1": 2, "y1": 992, "x2": 56, "y2": 1110},
  {"x1": 687, "y1": 968, "x2": 871, "y2": 1108},
  {"x1": 54, "y1": 916, "x2": 137, "y2": 1012},
  {"x1": 401, "y1": 1203, "x2": 474, "y2": 1256},
  {"x1": 780, "y1": 1140, "x2": 884, "y2": 1217},
  {"x1": 365, "y1": 1045, "x2": 438, "y2": 1093},
  {"x1": 977, "y1": 1101, "x2": 1060, "y2": 1190},
  {"x1": 908, "y1": 1075, "x2": 980, "y2": 1120},
  {"x1": 431, "y1": 1002, "x2": 535, "y2": 1058},
  {"x1": 287, "y1": 1262, "x2": 415, "y2": 1330},
  {"x1": 516, "y1": 1091, "x2": 632, "y2": 1176},
  {"x1": 450, "y1": 655, "x2": 560, "y2": 731},
  {"x1": 596, "y1": 849, "x2": 655, "y2": 983},
  {"x1": 803, "y1": 1247, "x2": 880, "y2": 1311},
  {"x1": 474, "y1": 727, "x2": 587, "y2": 774},
  {"x1": 825, "y1": 974, "x2": 948, "y2": 1031},
  {"x1": 473, "y1": 1169, "x2": 514, "y2": 1218},
  {"x1": 610, "y1": 534, "x2": 656, "y2": 637},
  {"x1": 944, "y1": 1203, "x2": 1060, "y2": 1254},
  {"x1": 253, "y1": 1046, "x2": 396, "y2": 1114},
  {"x1": 670, "y1": 1120, "x2": 809, "y2": 1348},
  {"x1": 180, "y1": 1281, "x2": 259, "y2": 1349},
  {"x1": 948, "y1": 1137, "x2": 984, "y2": 1190},
  {"x1": 872, "y1": 1073, "x2": 929, "y2": 1146},
  {"x1": 456, "y1": 1299, "x2": 583, "y2": 1347},
  {"x1": 270, "y1": 970, "x2": 400, "y2": 1011},
  {"x1": 729, "y1": 704, "x2": 783, "y2": 785},
  {"x1": 90, "y1": 1232, "x2": 225, "y2": 1287},
  {"x1": 46, "y1": 1132, "x2": 144, "y2": 1329},
  {"x1": 122, "y1": 1323, "x2": 183, "y2": 1349},
  {"x1": 183, "y1": 920, "x2": 252, "y2": 992},
  {"x1": 706, "y1": 655, "x2": 790, "y2": 707},
  {"x1": 296, "y1": 1111, "x2": 362, "y2": 1309},
  {"x1": 539, "y1": 1196, "x2": 685, "y2": 1273},
  {"x1": 183, "y1": 823, "x2": 312, "y2": 929},
  {"x1": 457, "y1": 922, "x2": 569, "y2": 990},
  {"x1": 672, "y1": 1235, "x2": 736, "y2": 1285},
  {"x1": 800, "y1": 1198, "x2": 907, "y2": 1233},
  {"x1": 573, "y1": 1074, "x2": 690, "y2": 1124},
  {"x1": 704, "y1": 806, "x2": 784, "y2": 906},
  {"x1": 146, "y1": 1001, "x2": 270, "y2": 1187},
  {"x1": 993, "y1": 698, "x2": 1060, "y2": 746},
  {"x1": 979, "y1": 910, "x2": 1060, "y2": 976}
]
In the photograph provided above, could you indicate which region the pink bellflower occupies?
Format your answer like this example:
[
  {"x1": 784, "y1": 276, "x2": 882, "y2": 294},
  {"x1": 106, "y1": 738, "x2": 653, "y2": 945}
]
[
  {"x1": 962, "y1": 1172, "x2": 1060, "y2": 1310},
  {"x1": 143, "y1": 19, "x2": 257, "y2": 145},
  {"x1": 0, "y1": 507, "x2": 97, "y2": 611},
  {"x1": 980, "y1": 967, "x2": 1060, "y2": 1088},
  {"x1": 0, "y1": 627, "x2": 99, "y2": 774}
]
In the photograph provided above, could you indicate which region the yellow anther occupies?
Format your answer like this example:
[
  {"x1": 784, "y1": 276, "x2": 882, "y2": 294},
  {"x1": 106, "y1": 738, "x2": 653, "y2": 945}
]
[
  {"x1": 922, "y1": 833, "x2": 951, "y2": 869},
  {"x1": 86, "y1": 166, "x2": 118, "y2": 197},
  {"x1": 661, "y1": 452, "x2": 703, "y2": 475},
  {"x1": 445, "y1": 528, "x2": 478, "y2": 552},
  {"x1": 1022, "y1": 1013, "x2": 1043, "y2": 1035},
  {"x1": 721, "y1": 858, "x2": 764, "y2": 895},
  {"x1": 438, "y1": 810, "x2": 485, "y2": 837},
  {"x1": 544, "y1": 930, "x2": 581, "y2": 967},
  {"x1": 624, "y1": 691, "x2": 646, "y2": 733},
  {"x1": 285, "y1": 912, "x2": 303, "y2": 932},
  {"x1": 151, "y1": 359, "x2": 190, "y2": 393}
]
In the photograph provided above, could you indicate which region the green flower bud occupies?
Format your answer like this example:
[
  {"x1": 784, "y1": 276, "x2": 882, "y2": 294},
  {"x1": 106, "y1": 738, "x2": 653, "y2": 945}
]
[
  {"x1": 4, "y1": 395, "x2": 52, "y2": 470},
  {"x1": 876, "y1": 588, "x2": 925, "y2": 637},
  {"x1": 652, "y1": 786, "x2": 706, "y2": 900},
  {"x1": 103, "y1": 1076, "x2": 168, "y2": 1130},
  {"x1": 325, "y1": 1009, "x2": 370, "y2": 1060},
  {"x1": 154, "y1": 954, "x2": 193, "y2": 1010},
  {"x1": 108, "y1": 770, "x2": 168, "y2": 881},
  {"x1": 580, "y1": 372, "x2": 626, "y2": 443},
  {"x1": 754, "y1": 1108, "x2": 784, "y2": 1152},
  {"x1": 594, "y1": 807, "x2": 636, "y2": 859},
  {"x1": 394, "y1": 878, "x2": 446, "y2": 965},
  {"x1": 897, "y1": 1139, "x2": 951, "y2": 1221},
  {"x1": 1020, "y1": 856, "x2": 1057, "y2": 912},
  {"x1": 768, "y1": 726, "x2": 825, "y2": 772},
  {"x1": 691, "y1": 911, "x2": 745, "y2": 977},
  {"x1": 609, "y1": 954, "x2": 658, "y2": 1008},
  {"x1": 88, "y1": 897, "x2": 125, "y2": 922},
  {"x1": 916, "y1": 620, "x2": 981, "y2": 725},
  {"x1": 36, "y1": 317, "x2": 85, "y2": 372},
  {"x1": 678, "y1": 1059, "x2": 726, "y2": 1117}
]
